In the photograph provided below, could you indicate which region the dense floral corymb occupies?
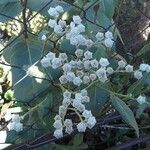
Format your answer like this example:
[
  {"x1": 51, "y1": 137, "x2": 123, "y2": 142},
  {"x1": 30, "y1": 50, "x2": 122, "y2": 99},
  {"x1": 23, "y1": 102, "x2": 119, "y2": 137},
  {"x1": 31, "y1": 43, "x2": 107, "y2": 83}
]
[{"x1": 39, "y1": 5, "x2": 150, "y2": 139}]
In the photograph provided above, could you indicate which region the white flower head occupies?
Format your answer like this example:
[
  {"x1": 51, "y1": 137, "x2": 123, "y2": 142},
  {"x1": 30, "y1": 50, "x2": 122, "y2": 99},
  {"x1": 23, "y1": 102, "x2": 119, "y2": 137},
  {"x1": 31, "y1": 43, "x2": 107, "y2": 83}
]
[
  {"x1": 104, "y1": 38, "x2": 114, "y2": 48},
  {"x1": 118, "y1": 60, "x2": 126, "y2": 68},
  {"x1": 106, "y1": 67, "x2": 114, "y2": 74},
  {"x1": 58, "y1": 20, "x2": 66, "y2": 28},
  {"x1": 65, "y1": 126, "x2": 73, "y2": 134},
  {"x1": 90, "y1": 59, "x2": 99, "y2": 68},
  {"x1": 63, "y1": 90, "x2": 71, "y2": 98},
  {"x1": 96, "y1": 68, "x2": 108, "y2": 82},
  {"x1": 86, "y1": 39, "x2": 94, "y2": 48},
  {"x1": 134, "y1": 70, "x2": 143, "y2": 80},
  {"x1": 53, "y1": 128, "x2": 63, "y2": 139},
  {"x1": 81, "y1": 89, "x2": 88, "y2": 96},
  {"x1": 48, "y1": 19, "x2": 57, "y2": 28},
  {"x1": 59, "y1": 53, "x2": 68, "y2": 62},
  {"x1": 77, "y1": 122, "x2": 87, "y2": 132},
  {"x1": 77, "y1": 104, "x2": 85, "y2": 112},
  {"x1": 73, "y1": 77, "x2": 82, "y2": 86},
  {"x1": 55, "y1": 5, "x2": 64, "y2": 13},
  {"x1": 59, "y1": 75, "x2": 68, "y2": 84},
  {"x1": 77, "y1": 24, "x2": 85, "y2": 33},
  {"x1": 96, "y1": 32, "x2": 104, "y2": 41},
  {"x1": 73, "y1": 15, "x2": 82, "y2": 24},
  {"x1": 41, "y1": 57, "x2": 51, "y2": 68},
  {"x1": 125, "y1": 64, "x2": 133, "y2": 72},
  {"x1": 83, "y1": 75, "x2": 90, "y2": 84},
  {"x1": 105, "y1": 31, "x2": 113, "y2": 39},
  {"x1": 82, "y1": 96, "x2": 90, "y2": 103},
  {"x1": 11, "y1": 114, "x2": 21, "y2": 123},
  {"x1": 139, "y1": 64, "x2": 149, "y2": 72},
  {"x1": 48, "y1": 7, "x2": 59, "y2": 18},
  {"x1": 51, "y1": 58, "x2": 62, "y2": 69},
  {"x1": 82, "y1": 110, "x2": 92, "y2": 119},
  {"x1": 76, "y1": 70, "x2": 84, "y2": 78},
  {"x1": 53, "y1": 120, "x2": 63, "y2": 129},
  {"x1": 77, "y1": 60, "x2": 84, "y2": 69},
  {"x1": 90, "y1": 73, "x2": 97, "y2": 81},
  {"x1": 84, "y1": 60, "x2": 91, "y2": 70},
  {"x1": 84, "y1": 50, "x2": 93, "y2": 60},
  {"x1": 62, "y1": 63, "x2": 72, "y2": 73},
  {"x1": 41, "y1": 34, "x2": 46, "y2": 41},
  {"x1": 62, "y1": 98, "x2": 71, "y2": 107},
  {"x1": 59, "y1": 105, "x2": 67, "y2": 118},
  {"x1": 54, "y1": 25, "x2": 63, "y2": 34},
  {"x1": 46, "y1": 52, "x2": 56, "y2": 60},
  {"x1": 136, "y1": 95, "x2": 146, "y2": 105},
  {"x1": 86, "y1": 116, "x2": 96, "y2": 129},
  {"x1": 66, "y1": 72, "x2": 76, "y2": 82},
  {"x1": 75, "y1": 49, "x2": 83, "y2": 58},
  {"x1": 99, "y1": 58, "x2": 109, "y2": 67},
  {"x1": 64, "y1": 119, "x2": 73, "y2": 127}
]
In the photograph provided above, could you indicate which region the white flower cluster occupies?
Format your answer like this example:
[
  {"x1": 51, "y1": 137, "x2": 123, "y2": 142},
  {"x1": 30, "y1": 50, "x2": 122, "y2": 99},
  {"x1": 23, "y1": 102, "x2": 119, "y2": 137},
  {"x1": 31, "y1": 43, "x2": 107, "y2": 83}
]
[
  {"x1": 41, "y1": 5, "x2": 150, "y2": 139},
  {"x1": 40, "y1": 52, "x2": 67, "y2": 68},
  {"x1": 118, "y1": 60, "x2": 150, "y2": 80},
  {"x1": 53, "y1": 89, "x2": 96, "y2": 138},
  {"x1": 96, "y1": 31, "x2": 114, "y2": 48},
  {"x1": 4, "y1": 112, "x2": 23, "y2": 132},
  {"x1": 48, "y1": 6, "x2": 66, "y2": 34}
]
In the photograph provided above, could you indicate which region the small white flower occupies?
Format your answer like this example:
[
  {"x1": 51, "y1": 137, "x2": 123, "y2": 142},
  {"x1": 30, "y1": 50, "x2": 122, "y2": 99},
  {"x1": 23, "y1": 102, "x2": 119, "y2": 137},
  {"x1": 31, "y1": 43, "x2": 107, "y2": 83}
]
[
  {"x1": 146, "y1": 65, "x2": 150, "y2": 73},
  {"x1": 63, "y1": 90, "x2": 71, "y2": 98},
  {"x1": 77, "y1": 122, "x2": 87, "y2": 132},
  {"x1": 90, "y1": 59, "x2": 99, "y2": 68},
  {"x1": 69, "y1": 60, "x2": 77, "y2": 68},
  {"x1": 58, "y1": 20, "x2": 66, "y2": 28},
  {"x1": 90, "y1": 73, "x2": 97, "y2": 81},
  {"x1": 52, "y1": 58, "x2": 62, "y2": 69},
  {"x1": 66, "y1": 72, "x2": 76, "y2": 82},
  {"x1": 86, "y1": 39, "x2": 94, "y2": 48},
  {"x1": 41, "y1": 35, "x2": 46, "y2": 41},
  {"x1": 82, "y1": 110, "x2": 92, "y2": 119},
  {"x1": 73, "y1": 77, "x2": 82, "y2": 86},
  {"x1": 82, "y1": 96, "x2": 90, "y2": 103},
  {"x1": 96, "y1": 68, "x2": 108, "y2": 82},
  {"x1": 65, "y1": 126, "x2": 73, "y2": 134},
  {"x1": 83, "y1": 76, "x2": 90, "y2": 84},
  {"x1": 118, "y1": 60, "x2": 126, "y2": 68},
  {"x1": 70, "y1": 21, "x2": 75, "y2": 29},
  {"x1": 96, "y1": 32, "x2": 104, "y2": 41},
  {"x1": 48, "y1": 7, "x2": 59, "y2": 18},
  {"x1": 76, "y1": 35, "x2": 87, "y2": 46},
  {"x1": 77, "y1": 60, "x2": 84, "y2": 69},
  {"x1": 62, "y1": 63, "x2": 72, "y2": 72},
  {"x1": 48, "y1": 19, "x2": 57, "y2": 28},
  {"x1": 53, "y1": 128, "x2": 63, "y2": 139},
  {"x1": 104, "y1": 38, "x2": 114, "y2": 48},
  {"x1": 64, "y1": 119, "x2": 73, "y2": 127},
  {"x1": 77, "y1": 104, "x2": 85, "y2": 112},
  {"x1": 75, "y1": 49, "x2": 83, "y2": 58},
  {"x1": 139, "y1": 64, "x2": 148, "y2": 72},
  {"x1": 84, "y1": 60, "x2": 91, "y2": 70},
  {"x1": 53, "y1": 120, "x2": 63, "y2": 129},
  {"x1": 99, "y1": 58, "x2": 109, "y2": 67},
  {"x1": 46, "y1": 52, "x2": 56, "y2": 60},
  {"x1": 7, "y1": 122, "x2": 16, "y2": 131},
  {"x1": 70, "y1": 36, "x2": 79, "y2": 46},
  {"x1": 76, "y1": 70, "x2": 84, "y2": 78},
  {"x1": 72, "y1": 99, "x2": 81, "y2": 109},
  {"x1": 59, "y1": 75, "x2": 68, "y2": 84},
  {"x1": 106, "y1": 67, "x2": 114, "y2": 74},
  {"x1": 125, "y1": 64, "x2": 133, "y2": 72},
  {"x1": 62, "y1": 98, "x2": 71, "y2": 107},
  {"x1": 75, "y1": 93, "x2": 82, "y2": 101},
  {"x1": 84, "y1": 51, "x2": 92, "y2": 60},
  {"x1": 136, "y1": 95, "x2": 146, "y2": 104},
  {"x1": 81, "y1": 89, "x2": 88, "y2": 96},
  {"x1": 86, "y1": 116, "x2": 96, "y2": 129},
  {"x1": 134, "y1": 70, "x2": 143, "y2": 80},
  {"x1": 59, "y1": 53, "x2": 68, "y2": 62},
  {"x1": 54, "y1": 25, "x2": 63, "y2": 34},
  {"x1": 40, "y1": 57, "x2": 51, "y2": 68},
  {"x1": 12, "y1": 114, "x2": 21, "y2": 123},
  {"x1": 55, "y1": 5, "x2": 64, "y2": 13},
  {"x1": 59, "y1": 105, "x2": 67, "y2": 118},
  {"x1": 73, "y1": 15, "x2": 82, "y2": 24},
  {"x1": 54, "y1": 115, "x2": 61, "y2": 121},
  {"x1": 105, "y1": 31, "x2": 113, "y2": 39}
]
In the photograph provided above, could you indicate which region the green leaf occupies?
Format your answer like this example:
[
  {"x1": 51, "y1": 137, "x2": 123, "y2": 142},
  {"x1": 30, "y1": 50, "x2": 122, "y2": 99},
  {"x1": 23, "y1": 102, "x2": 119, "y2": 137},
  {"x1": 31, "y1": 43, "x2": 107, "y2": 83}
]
[
  {"x1": 101, "y1": 0, "x2": 116, "y2": 19},
  {"x1": 136, "y1": 42, "x2": 150, "y2": 57},
  {"x1": 0, "y1": 2, "x2": 22, "y2": 22},
  {"x1": 0, "y1": 0, "x2": 17, "y2": 4},
  {"x1": 73, "y1": 134, "x2": 83, "y2": 146},
  {"x1": 111, "y1": 95, "x2": 139, "y2": 137},
  {"x1": 93, "y1": 45, "x2": 107, "y2": 59},
  {"x1": 3, "y1": 35, "x2": 54, "y2": 102}
]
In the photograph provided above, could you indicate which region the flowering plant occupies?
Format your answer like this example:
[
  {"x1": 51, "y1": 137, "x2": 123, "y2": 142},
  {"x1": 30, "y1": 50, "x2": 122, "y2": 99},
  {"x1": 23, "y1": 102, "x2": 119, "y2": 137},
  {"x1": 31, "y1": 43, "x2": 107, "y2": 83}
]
[{"x1": 0, "y1": 0, "x2": 150, "y2": 149}]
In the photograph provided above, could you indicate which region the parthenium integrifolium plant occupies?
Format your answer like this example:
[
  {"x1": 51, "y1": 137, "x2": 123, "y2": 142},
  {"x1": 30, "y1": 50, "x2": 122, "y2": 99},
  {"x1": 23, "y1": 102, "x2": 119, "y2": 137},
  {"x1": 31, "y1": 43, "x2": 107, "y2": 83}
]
[{"x1": 40, "y1": 5, "x2": 150, "y2": 139}]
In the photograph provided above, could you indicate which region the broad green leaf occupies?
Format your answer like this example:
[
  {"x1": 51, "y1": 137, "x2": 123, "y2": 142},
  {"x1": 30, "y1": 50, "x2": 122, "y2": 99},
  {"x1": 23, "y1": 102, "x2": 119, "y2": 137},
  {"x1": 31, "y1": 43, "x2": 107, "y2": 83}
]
[
  {"x1": 73, "y1": 134, "x2": 83, "y2": 146},
  {"x1": 101, "y1": 0, "x2": 116, "y2": 19},
  {"x1": 93, "y1": 45, "x2": 107, "y2": 59},
  {"x1": 111, "y1": 95, "x2": 139, "y2": 137},
  {"x1": 136, "y1": 42, "x2": 150, "y2": 57},
  {"x1": 3, "y1": 35, "x2": 55, "y2": 102},
  {"x1": 0, "y1": 2, "x2": 22, "y2": 22}
]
